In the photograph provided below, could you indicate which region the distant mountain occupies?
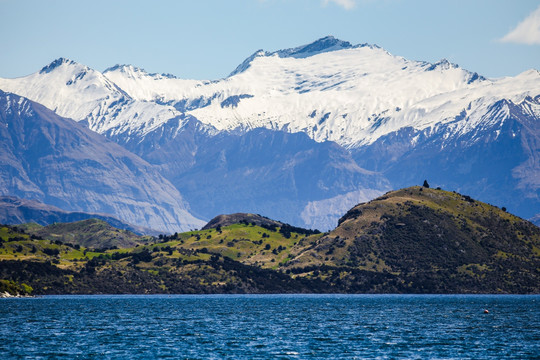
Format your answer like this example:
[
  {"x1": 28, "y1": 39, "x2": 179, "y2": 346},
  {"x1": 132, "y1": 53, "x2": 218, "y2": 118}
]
[
  {"x1": 0, "y1": 196, "x2": 159, "y2": 235},
  {"x1": 0, "y1": 58, "x2": 184, "y2": 136},
  {"x1": 152, "y1": 128, "x2": 389, "y2": 229},
  {"x1": 0, "y1": 37, "x2": 538, "y2": 226},
  {"x1": 98, "y1": 36, "x2": 537, "y2": 149},
  {"x1": 1, "y1": 39, "x2": 536, "y2": 150},
  {"x1": 101, "y1": 38, "x2": 539, "y2": 222},
  {"x1": 0, "y1": 90, "x2": 204, "y2": 233}
]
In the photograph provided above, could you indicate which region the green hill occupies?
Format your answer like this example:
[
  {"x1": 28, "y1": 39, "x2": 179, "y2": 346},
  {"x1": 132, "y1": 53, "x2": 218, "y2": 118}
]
[
  {"x1": 0, "y1": 222, "x2": 324, "y2": 294},
  {"x1": 283, "y1": 187, "x2": 539, "y2": 293},
  {"x1": 201, "y1": 213, "x2": 285, "y2": 230},
  {"x1": 0, "y1": 187, "x2": 538, "y2": 295},
  {"x1": 18, "y1": 219, "x2": 151, "y2": 249}
]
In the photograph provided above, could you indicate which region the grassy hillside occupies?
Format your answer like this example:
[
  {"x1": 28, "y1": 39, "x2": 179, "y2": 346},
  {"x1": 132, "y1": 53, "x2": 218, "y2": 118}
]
[
  {"x1": 0, "y1": 220, "x2": 325, "y2": 295},
  {"x1": 161, "y1": 217, "x2": 322, "y2": 269},
  {"x1": 0, "y1": 188, "x2": 538, "y2": 294},
  {"x1": 18, "y1": 219, "x2": 152, "y2": 249},
  {"x1": 284, "y1": 187, "x2": 539, "y2": 293}
]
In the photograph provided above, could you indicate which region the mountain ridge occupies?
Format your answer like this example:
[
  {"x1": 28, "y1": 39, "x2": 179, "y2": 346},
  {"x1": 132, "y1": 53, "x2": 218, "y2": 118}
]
[
  {"x1": 19, "y1": 218, "x2": 150, "y2": 249},
  {"x1": 0, "y1": 36, "x2": 538, "y2": 228},
  {"x1": 1, "y1": 37, "x2": 537, "y2": 147},
  {"x1": 0, "y1": 90, "x2": 204, "y2": 233}
]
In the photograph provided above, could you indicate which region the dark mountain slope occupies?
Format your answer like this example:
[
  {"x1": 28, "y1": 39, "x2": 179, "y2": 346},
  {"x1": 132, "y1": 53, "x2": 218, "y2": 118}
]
[
  {"x1": 0, "y1": 90, "x2": 203, "y2": 233},
  {"x1": 117, "y1": 123, "x2": 389, "y2": 229},
  {"x1": 286, "y1": 186, "x2": 540, "y2": 293}
]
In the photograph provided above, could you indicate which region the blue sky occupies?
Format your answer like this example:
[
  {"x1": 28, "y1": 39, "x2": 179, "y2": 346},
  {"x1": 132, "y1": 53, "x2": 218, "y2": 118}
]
[{"x1": 1, "y1": 0, "x2": 539, "y2": 80}]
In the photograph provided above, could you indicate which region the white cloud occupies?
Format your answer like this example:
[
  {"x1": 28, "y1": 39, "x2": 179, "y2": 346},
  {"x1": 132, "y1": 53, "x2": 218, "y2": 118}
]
[
  {"x1": 322, "y1": 0, "x2": 356, "y2": 10},
  {"x1": 500, "y1": 5, "x2": 540, "y2": 45}
]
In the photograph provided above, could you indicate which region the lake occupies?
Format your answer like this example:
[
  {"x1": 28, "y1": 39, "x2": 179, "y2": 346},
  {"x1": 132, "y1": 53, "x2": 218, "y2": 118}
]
[{"x1": 1, "y1": 294, "x2": 538, "y2": 359}]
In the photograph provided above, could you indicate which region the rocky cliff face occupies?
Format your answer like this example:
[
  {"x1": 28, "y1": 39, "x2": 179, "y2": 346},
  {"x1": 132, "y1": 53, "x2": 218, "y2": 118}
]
[
  {"x1": 142, "y1": 127, "x2": 389, "y2": 229},
  {"x1": 0, "y1": 90, "x2": 204, "y2": 233}
]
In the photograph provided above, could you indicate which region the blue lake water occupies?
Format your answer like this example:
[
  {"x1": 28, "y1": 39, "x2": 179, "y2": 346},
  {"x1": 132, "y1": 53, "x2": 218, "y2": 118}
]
[{"x1": 1, "y1": 294, "x2": 538, "y2": 359}]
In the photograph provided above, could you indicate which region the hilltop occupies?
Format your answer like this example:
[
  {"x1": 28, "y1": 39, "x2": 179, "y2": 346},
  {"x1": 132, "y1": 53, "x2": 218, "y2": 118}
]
[
  {"x1": 202, "y1": 213, "x2": 284, "y2": 230},
  {"x1": 284, "y1": 186, "x2": 539, "y2": 293},
  {"x1": 18, "y1": 219, "x2": 152, "y2": 249}
]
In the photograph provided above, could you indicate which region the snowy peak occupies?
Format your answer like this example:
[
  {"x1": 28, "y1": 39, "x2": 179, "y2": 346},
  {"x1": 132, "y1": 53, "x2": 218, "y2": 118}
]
[
  {"x1": 275, "y1": 35, "x2": 354, "y2": 58},
  {"x1": 8, "y1": 57, "x2": 124, "y2": 97},
  {"x1": 0, "y1": 57, "x2": 127, "y2": 118},
  {"x1": 104, "y1": 64, "x2": 142, "y2": 76},
  {"x1": 103, "y1": 63, "x2": 205, "y2": 104},
  {"x1": 39, "y1": 57, "x2": 77, "y2": 74},
  {"x1": 229, "y1": 50, "x2": 266, "y2": 77},
  {"x1": 515, "y1": 69, "x2": 540, "y2": 80},
  {"x1": 37, "y1": 57, "x2": 111, "y2": 89},
  {"x1": 0, "y1": 89, "x2": 33, "y2": 118},
  {"x1": 423, "y1": 59, "x2": 485, "y2": 84},
  {"x1": 104, "y1": 64, "x2": 177, "y2": 80},
  {"x1": 230, "y1": 36, "x2": 359, "y2": 76},
  {"x1": 0, "y1": 58, "x2": 190, "y2": 137},
  {"x1": 424, "y1": 59, "x2": 458, "y2": 71}
]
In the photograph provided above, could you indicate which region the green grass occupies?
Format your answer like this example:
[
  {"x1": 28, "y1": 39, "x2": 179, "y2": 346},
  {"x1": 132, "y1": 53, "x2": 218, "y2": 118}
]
[
  {"x1": 0, "y1": 279, "x2": 33, "y2": 296},
  {"x1": 0, "y1": 226, "x2": 30, "y2": 241},
  {"x1": 157, "y1": 223, "x2": 321, "y2": 268}
]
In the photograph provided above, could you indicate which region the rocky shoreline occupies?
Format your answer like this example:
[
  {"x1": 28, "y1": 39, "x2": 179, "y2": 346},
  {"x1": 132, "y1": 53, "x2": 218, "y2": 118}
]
[{"x1": 0, "y1": 291, "x2": 34, "y2": 298}]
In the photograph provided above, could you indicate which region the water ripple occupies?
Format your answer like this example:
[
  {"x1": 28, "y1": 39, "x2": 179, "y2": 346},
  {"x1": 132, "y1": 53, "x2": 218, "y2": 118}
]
[{"x1": 0, "y1": 294, "x2": 538, "y2": 359}]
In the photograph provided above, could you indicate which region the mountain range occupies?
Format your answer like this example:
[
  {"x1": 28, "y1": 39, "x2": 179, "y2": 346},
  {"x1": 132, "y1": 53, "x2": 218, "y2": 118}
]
[{"x1": 0, "y1": 36, "x2": 538, "y2": 231}]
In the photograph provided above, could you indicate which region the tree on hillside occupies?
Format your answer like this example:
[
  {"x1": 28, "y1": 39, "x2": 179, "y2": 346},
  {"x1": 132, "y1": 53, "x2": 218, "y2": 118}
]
[{"x1": 423, "y1": 180, "x2": 430, "y2": 188}]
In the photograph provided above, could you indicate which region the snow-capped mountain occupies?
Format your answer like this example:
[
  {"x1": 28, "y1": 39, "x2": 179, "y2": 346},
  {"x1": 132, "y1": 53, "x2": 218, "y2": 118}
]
[
  {"x1": 0, "y1": 36, "x2": 538, "y2": 228},
  {"x1": 0, "y1": 58, "x2": 188, "y2": 138},
  {"x1": 100, "y1": 36, "x2": 540, "y2": 148},
  {"x1": 2, "y1": 37, "x2": 537, "y2": 150}
]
